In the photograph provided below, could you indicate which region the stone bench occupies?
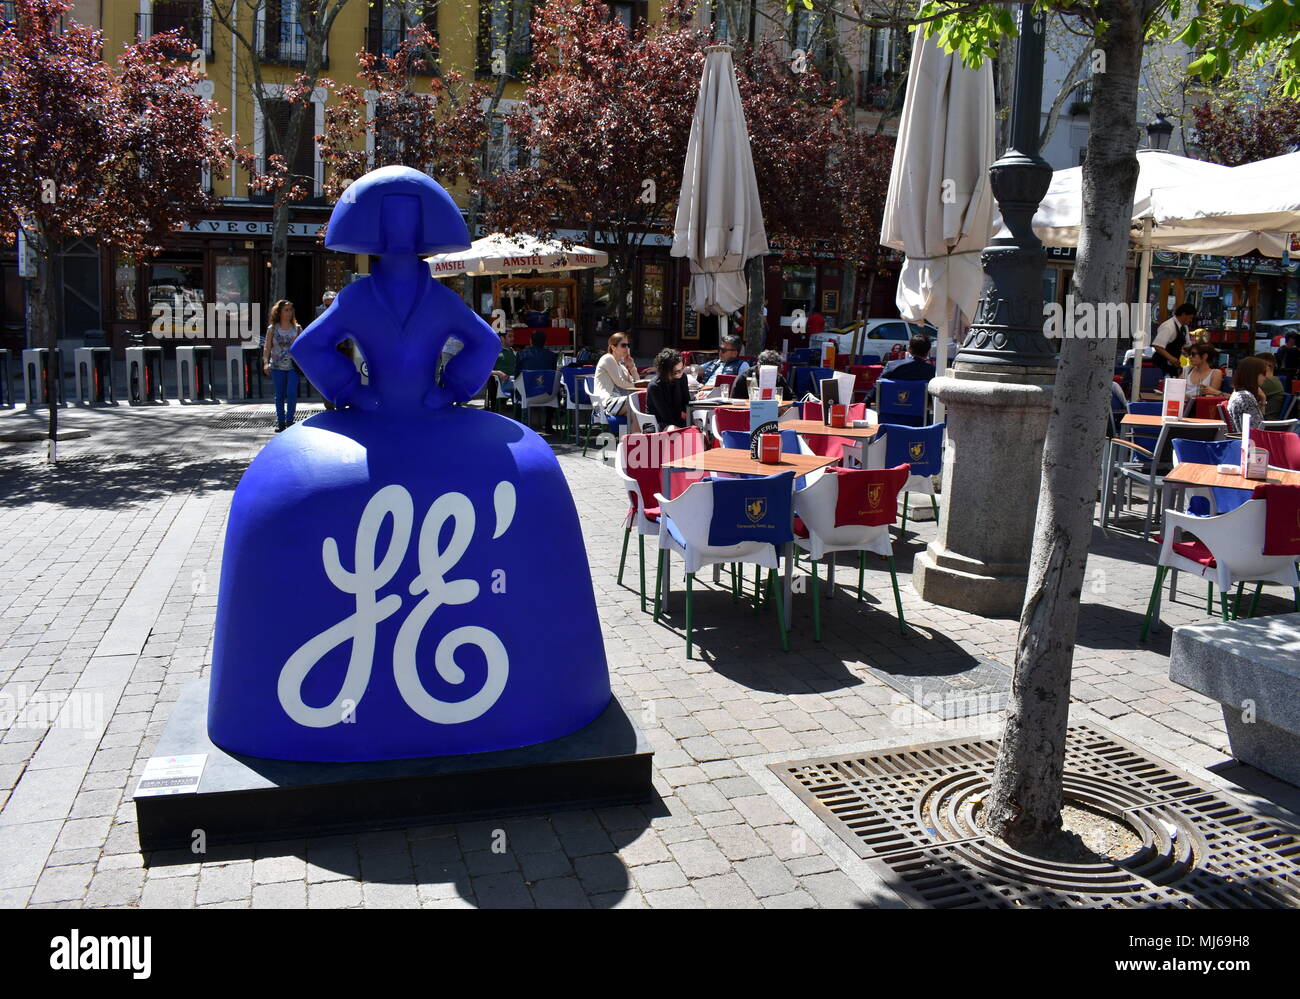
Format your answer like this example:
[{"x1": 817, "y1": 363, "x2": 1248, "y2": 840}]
[{"x1": 1169, "y1": 612, "x2": 1300, "y2": 786}]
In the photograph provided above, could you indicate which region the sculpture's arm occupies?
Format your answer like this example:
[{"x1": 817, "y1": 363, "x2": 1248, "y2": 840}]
[
  {"x1": 291, "y1": 296, "x2": 372, "y2": 409},
  {"x1": 437, "y1": 305, "x2": 499, "y2": 405}
]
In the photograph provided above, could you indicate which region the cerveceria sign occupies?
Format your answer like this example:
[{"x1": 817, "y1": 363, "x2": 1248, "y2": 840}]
[{"x1": 179, "y1": 219, "x2": 324, "y2": 238}]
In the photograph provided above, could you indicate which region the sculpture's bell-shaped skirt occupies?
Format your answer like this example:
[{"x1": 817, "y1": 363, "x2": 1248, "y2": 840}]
[{"x1": 207, "y1": 406, "x2": 611, "y2": 761}]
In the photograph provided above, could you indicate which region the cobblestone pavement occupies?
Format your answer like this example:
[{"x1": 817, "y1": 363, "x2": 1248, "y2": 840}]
[{"x1": 1, "y1": 401, "x2": 1297, "y2": 909}]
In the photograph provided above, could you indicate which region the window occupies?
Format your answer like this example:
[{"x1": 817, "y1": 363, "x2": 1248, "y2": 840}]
[
  {"x1": 368, "y1": 0, "x2": 439, "y2": 72},
  {"x1": 259, "y1": 0, "x2": 313, "y2": 66},
  {"x1": 115, "y1": 254, "x2": 138, "y2": 321},
  {"x1": 147, "y1": 256, "x2": 204, "y2": 337},
  {"x1": 781, "y1": 265, "x2": 816, "y2": 321},
  {"x1": 859, "y1": 28, "x2": 900, "y2": 108},
  {"x1": 606, "y1": 1, "x2": 648, "y2": 31},
  {"x1": 138, "y1": 1, "x2": 213, "y2": 58},
  {"x1": 711, "y1": 0, "x2": 754, "y2": 43},
  {"x1": 790, "y1": 6, "x2": 827, "y2": 62},
  {"x1": 641, "y1": 263, "x2": 665, "y2": 326},
  {"x1": 263, "y1": 98, "x2": 316, "y2": 191},
  {"x1": 486, "y1": 113, "x2": 530, "y2": 173},
  {"x1": 476, "y1": 0, "x2": 533, "y2": 79},
  {"x1": 215, "y1": 256, "x2": 250, "y2": 313}
]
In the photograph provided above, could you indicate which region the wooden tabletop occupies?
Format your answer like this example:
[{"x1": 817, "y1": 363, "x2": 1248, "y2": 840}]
[
  {"x1": 782, "y1": 419, "x2": 880, "y2": 439},
  {"x1": 1164, "y1": 462, "x2": 1300, "y2": 490},
  {"x1": 664, "y1": 449, "x2": 839, "y2": 477},
  {"x1": 1121, "y1": 413, "x2": 1225, "y2": 428}
]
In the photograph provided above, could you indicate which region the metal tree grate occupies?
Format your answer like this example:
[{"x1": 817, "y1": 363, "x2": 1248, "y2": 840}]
[
  {"x1": 206, "y1": 406, "x2": 325, "y2": 430},
  {"x1": 771, "y1": 726, "x2": 1300, "y2": 909}
]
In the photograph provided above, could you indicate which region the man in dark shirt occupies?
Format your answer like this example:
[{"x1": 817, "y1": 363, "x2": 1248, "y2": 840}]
[
  {"x1": 883, "y1": 334, "x2": 936, "y2": 382},
  {"x1": 515, "y1": 329, "x2": 558, "y2": 371}
]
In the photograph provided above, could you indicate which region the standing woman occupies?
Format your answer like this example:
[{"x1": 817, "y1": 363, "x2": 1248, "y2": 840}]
[
  {"x1": 593, "y1": 332, "x2": 640, "y2": 419},
  {"x1": 263, "y1": 299, "x2": 302, "y2": 432}
]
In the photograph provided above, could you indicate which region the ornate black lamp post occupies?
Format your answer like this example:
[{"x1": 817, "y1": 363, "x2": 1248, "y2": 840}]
[
  {"x1": 913, "y1": 5, "x2": 1058, "y2": 615},
  {"x1": 1146, "y1": 112, "x2": 1174, "y2": 151}
]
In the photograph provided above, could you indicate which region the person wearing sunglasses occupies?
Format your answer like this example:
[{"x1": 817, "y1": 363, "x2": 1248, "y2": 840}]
[{"x1": 593, "y1": 333, "x2": 639, "y2": 417}]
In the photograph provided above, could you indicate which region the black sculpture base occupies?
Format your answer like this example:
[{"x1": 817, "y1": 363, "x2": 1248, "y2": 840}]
[{"x1": 134, "y1": 681, "x2": 654, "y2": 853}]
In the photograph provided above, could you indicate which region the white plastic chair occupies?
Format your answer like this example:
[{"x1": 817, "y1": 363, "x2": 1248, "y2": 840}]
[
  {"x1": 626, "y1": 391, "x2": 659, "y2": 435},
  {"x1": 652, "y1": 475, "x2": 792, "y2": 657},
  {"x1": 515, "y1": 369, "x2": 560, "y2": 430},
  {"x1": 1140, "y1": 498, "x2": 1300, "y2": 639},
  {"x1": 792, "y1": 467, "x2": 910, "y2": 638}
]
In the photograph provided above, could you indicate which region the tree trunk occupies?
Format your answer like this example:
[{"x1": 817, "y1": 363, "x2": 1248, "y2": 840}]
[
  {"x1": 839, "y1": 261, "x2": 857, "y2": 328},
  {"x1": 28, "y1": 227, "x2": 60, "y2": 460},
  {"x1": 983, "y1": 0, "x2": 1147, "y2": 852},
  {"x1": 744, "y1": 254, "x2": 765, "y2": 355}
]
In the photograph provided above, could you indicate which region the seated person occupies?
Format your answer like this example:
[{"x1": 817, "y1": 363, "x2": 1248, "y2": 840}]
[
  {"x1": 1226, "y1": 356, "x2": 1268, "y2": 432},
  {"x1": 695, "y1": 335, "x2": 751, "y2": 397},
  {"x1": 1276, "y1": 333, "x2": 1300, "y2": 375},
  {"x1": 1184, "y1": 342, "x2": 1224, "y2": 397},
  {"x1": 516, "y1": 328, "x2": 559, "y2": 371},
  {"x1": 645, "y1": 348, "x2": 690, "y2": 431},
  {"x1": 593, "y1": 333, "x2": 639, "y2": 417},
  {"x1": 883, "y1": 334, "x2": 937, "y2": 381},
  {"x1": 1254, "y1": 352, "x2": 1285, "y2": 419},
  {"x1": 488, "y1": 327, "x2": 517, "y2": 412},
  {"x1": 731, "y1": 349, "x2": 794, "y2": 400}
]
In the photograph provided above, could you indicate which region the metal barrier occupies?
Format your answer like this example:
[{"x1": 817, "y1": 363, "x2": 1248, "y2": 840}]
[
  {"x1": 0, "y1": 349, "x2": 13, "y2": 408},
  {"x1": 125, "y1": 346, "x2": 166, "y2": 404},
  {"x1": 73, "y1": 346, "x2": 116, "y2": 405},
  {"x1": 176, "y1": 345, "x2": 215, "y2": 402},
  {"x1": 225, "y1": 345, "x2": 266, "y2": 400},
  {"x1": 22, "y1": 348, "x2": 65, "y2": 407}
]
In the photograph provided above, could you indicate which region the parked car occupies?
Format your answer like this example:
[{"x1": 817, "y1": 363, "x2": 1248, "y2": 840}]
[
  {"x1": 810, "y1": 318, "x2": 938, "y2": 359},
  {"x1": 1255, "y1": 319, "x2": 1300, "y2": 355}
]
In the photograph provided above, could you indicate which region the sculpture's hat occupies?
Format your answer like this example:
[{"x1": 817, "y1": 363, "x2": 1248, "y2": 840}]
[{"x1": 325, "y1": 165, "x2": 470, "y2": 255}]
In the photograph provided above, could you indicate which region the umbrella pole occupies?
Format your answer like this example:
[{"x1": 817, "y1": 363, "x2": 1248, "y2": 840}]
[
  {"x1": 934, "y1": 311, "x2": 950, "y2": 423},
  {"x1": 1130, "y1": 228, "x2": 1153, "y2": 407}
]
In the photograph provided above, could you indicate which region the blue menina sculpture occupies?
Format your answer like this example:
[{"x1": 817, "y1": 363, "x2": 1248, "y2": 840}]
[{"x1": 207, "y1": 166, "x2": 611, "y2": 761}]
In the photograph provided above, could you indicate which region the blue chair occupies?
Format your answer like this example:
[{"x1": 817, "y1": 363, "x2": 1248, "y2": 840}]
[
  {"x1": 560, "y1": 366, "x2": 595, "y2": 444},
  {"x1": 1171, "y1": 438, "x2": 1246, "y2": 517},
  {"x1": 793, "y1": 366, "x2": 834, "y2": 400},
  {"x1": 876, "y1": 378, "x2": 928, "y2": 427},
  {"x1": 516, "y1": 369, "x2": 560, "y2": 430},
  {"x1": 864, "y1": 422, "x2": 946, "y2": 532},
  {"x1": 788, "y1": 348, "x2": 817, "y2": 367},
  {"x1": 720, "y1": 429, "x2": 802, "y2": 454},
  {"x1": 654, "y1": 470, "x2": 795, "y2": 657}
]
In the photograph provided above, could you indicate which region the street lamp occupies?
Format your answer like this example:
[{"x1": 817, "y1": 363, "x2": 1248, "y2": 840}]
[{"x1": 1146, "y1": 112, "x2": 1174, "y2": 151}]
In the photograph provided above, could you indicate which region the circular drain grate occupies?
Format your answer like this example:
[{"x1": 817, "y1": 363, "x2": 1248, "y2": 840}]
[
  {"x1": 771, "y1": 726, "x2": 1300, "y2": 908},
  {"x1": 916, "y1": 770, "x2": 1203, "y2": 895}
]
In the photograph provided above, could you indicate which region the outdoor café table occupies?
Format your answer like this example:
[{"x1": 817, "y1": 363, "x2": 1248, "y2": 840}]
[
  {"x1": 1119, "y1": 413, "x2": 1224, "y2": 430},
  {"x1": 658, "y1": 448, "x2": 841, "y2": 618},
  {"x1": 782, "y1": 419, "x2": 881, "y2": 465},
  {"x1": 687, "y1": 397, "x2": 796, "y2": 410},
  {"x1": 1160, "y1": 461, "x2": 1300, "y2": 517}
]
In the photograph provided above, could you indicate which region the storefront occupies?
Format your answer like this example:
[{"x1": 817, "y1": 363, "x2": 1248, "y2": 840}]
[{"x1": 101, "y1": 205, "x2": 355, "y2": 353}]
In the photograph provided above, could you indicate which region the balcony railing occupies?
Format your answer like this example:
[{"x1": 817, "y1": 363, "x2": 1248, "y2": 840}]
[
  {"x1": 364, "y1": 26, "x2": 439, "y2": 74},
  {"x1": 256, "y1": 17, "x2": 327, "y2": 68},
  {"x1": 136, "y1": 12, "x2": 214, "y2": 59}
]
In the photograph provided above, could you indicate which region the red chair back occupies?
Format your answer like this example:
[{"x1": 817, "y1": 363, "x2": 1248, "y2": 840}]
[
  {"x1": 713, "y1": 407, "x2": 751, "y2": 436},
  {"x1": 1216, "y1": 400, "x2": 1230, "y2": 426},
  {"x1": 715, "y1": 374, "x2": 737, "y2": 393},
  {"x1": 831, "y1": 465, "x2": 910, "y2": 527},
  {"x1": 1248, "y1": 484, "x2": 1300, "y2": 555},
  {"x1": 1253, "y1": 429, "x2": 1300, "y2": 470},
  {"x1": 624, "y1": 427, "x2": 706, "y2": 511},
  {"x1": 850, "y1": 365, "x2": 884, "y2": 397},
  {"x1": 636, "y1": 390, "x2": 647, "y2": 409},
  {"x1": 1191, "y1": 396, "x2": 1222, "y2": 420}
]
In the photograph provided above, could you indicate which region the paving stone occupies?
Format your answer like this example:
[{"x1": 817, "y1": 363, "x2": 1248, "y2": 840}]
[
  {"x1": 530, "y1": 876, "x2": 592, "y2": 909},
  {"x1": 253, "y1": 881, "x2": 308, "y2": 909},
  {"x1": 30, "y1": 863, "x2": 95, "y2": 904},
  {"x1": 471, "y1": 871, "x2": 533, "y2": 909},
  {"x1": 668, "y1": 838, "x2": 731, "y2": 879},
  {"x1": 733, "y1": 856, "x2": 798, "y2": 898}
]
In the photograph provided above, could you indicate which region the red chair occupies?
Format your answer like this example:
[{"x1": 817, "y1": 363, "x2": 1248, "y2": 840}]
[
  {"x1": 615, "y1": 427, "x2": 705, "y2": 612},
  {"x1": 1253, "y1": 428, "x2": 1300, "y2": 470},
  {"x1": 797, "y1": 403, "x2": 867, "y2": 460},
  {"x1": 710, "y1": 406, "x2": 751, "y2": 446},
  {"x1": 1191, "y1": 395, "x2": 1224, "y2": 420},
  {"x1": 849, "y1": 364, "x2": 884, "y2": 400},
  {"x1": 1216, "y1": 400, "x2": 1231, "y2": 428},
  {"x1": 714, "y1": 373, "x2": 737, "y2": 395}
]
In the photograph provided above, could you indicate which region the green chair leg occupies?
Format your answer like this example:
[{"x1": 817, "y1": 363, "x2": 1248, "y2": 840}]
[
  {"x1": 617, "y1": 523, "x2": 632, "y2": 587},
  {"x1": 731, "y1": 563, "x2": 740, "y2": 601},
  {"x1": 887, "y1": 556, "x2": 908, "y2": 635},
  {"x1": 638, "y1": 534, "x2": 647, "y2": 614},
  {"x1": 930, "y1": 495, "x2": 940, "y2": 521},
  {"x1": 1248, "y1": 582, "x2": 1262, "y2": 618},
  {"x1": 1233, "y1": 580, "x2": 1245, "y2": 619},
  {"x1": 812, "y1": 558, "x2": 821, "y2": 642},
  {"x1": 1220, "y1": 592, "x2": 1231, "y2": 621},
  {"x1": 1294, "y1": 586, "x2": 1299, "y2": 611},
  {"x1": 685, "y1": 572, "x2": 694, "y2": 659},
  {"x1": 653, "y1": 549, "x2": 665, "y2": 621},
  {"x1": 1206, "y1": 581, "x2": 1213, "y2": 615},
  {"x1": 768, "y1": 570, "x2": 789, "y2": 652},
  {"x1": 901, "y1": 493, "x2": 909, "y2": 535},
  {"x1": 857, "y1": 550, "x2": 865, "y2": 601},
  {"x1": 1140, "y1": 565, "x2": 1167, "y2": 643},
  {"x1": 754, "y1": 565, "x2": 762, "y2": 615}
]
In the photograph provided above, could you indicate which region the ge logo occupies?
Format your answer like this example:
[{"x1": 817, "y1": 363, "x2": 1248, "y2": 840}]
[{"x1": 277, "y1": 481, "x2": 517, "y2": 728}]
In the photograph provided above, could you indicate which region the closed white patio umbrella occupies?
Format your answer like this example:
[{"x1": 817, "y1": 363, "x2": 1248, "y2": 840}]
[
  {"x1": 881, "y1": 27, "x2": 996, "y2": 420},
  {"x1": 426, "y1": 233, "x2": 608, "y2": 277},
  {"x1": 671, "y1": 43, "x2": 768, "y2": 321}
]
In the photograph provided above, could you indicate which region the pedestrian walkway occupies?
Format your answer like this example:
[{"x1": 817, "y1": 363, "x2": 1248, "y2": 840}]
[{"x1": 0, "y1": 402, "x2": 1296, "y2": 909}]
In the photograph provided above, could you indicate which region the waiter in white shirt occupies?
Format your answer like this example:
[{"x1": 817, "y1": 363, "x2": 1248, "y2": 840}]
[{"x1": 1151, "y1": 303, "x2": 1197, "y2": 377}]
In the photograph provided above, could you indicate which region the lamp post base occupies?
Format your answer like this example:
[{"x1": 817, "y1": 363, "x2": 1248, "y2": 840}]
[{"x1": 914, "y1": 364, "x2": 1054, "y2": 617}]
